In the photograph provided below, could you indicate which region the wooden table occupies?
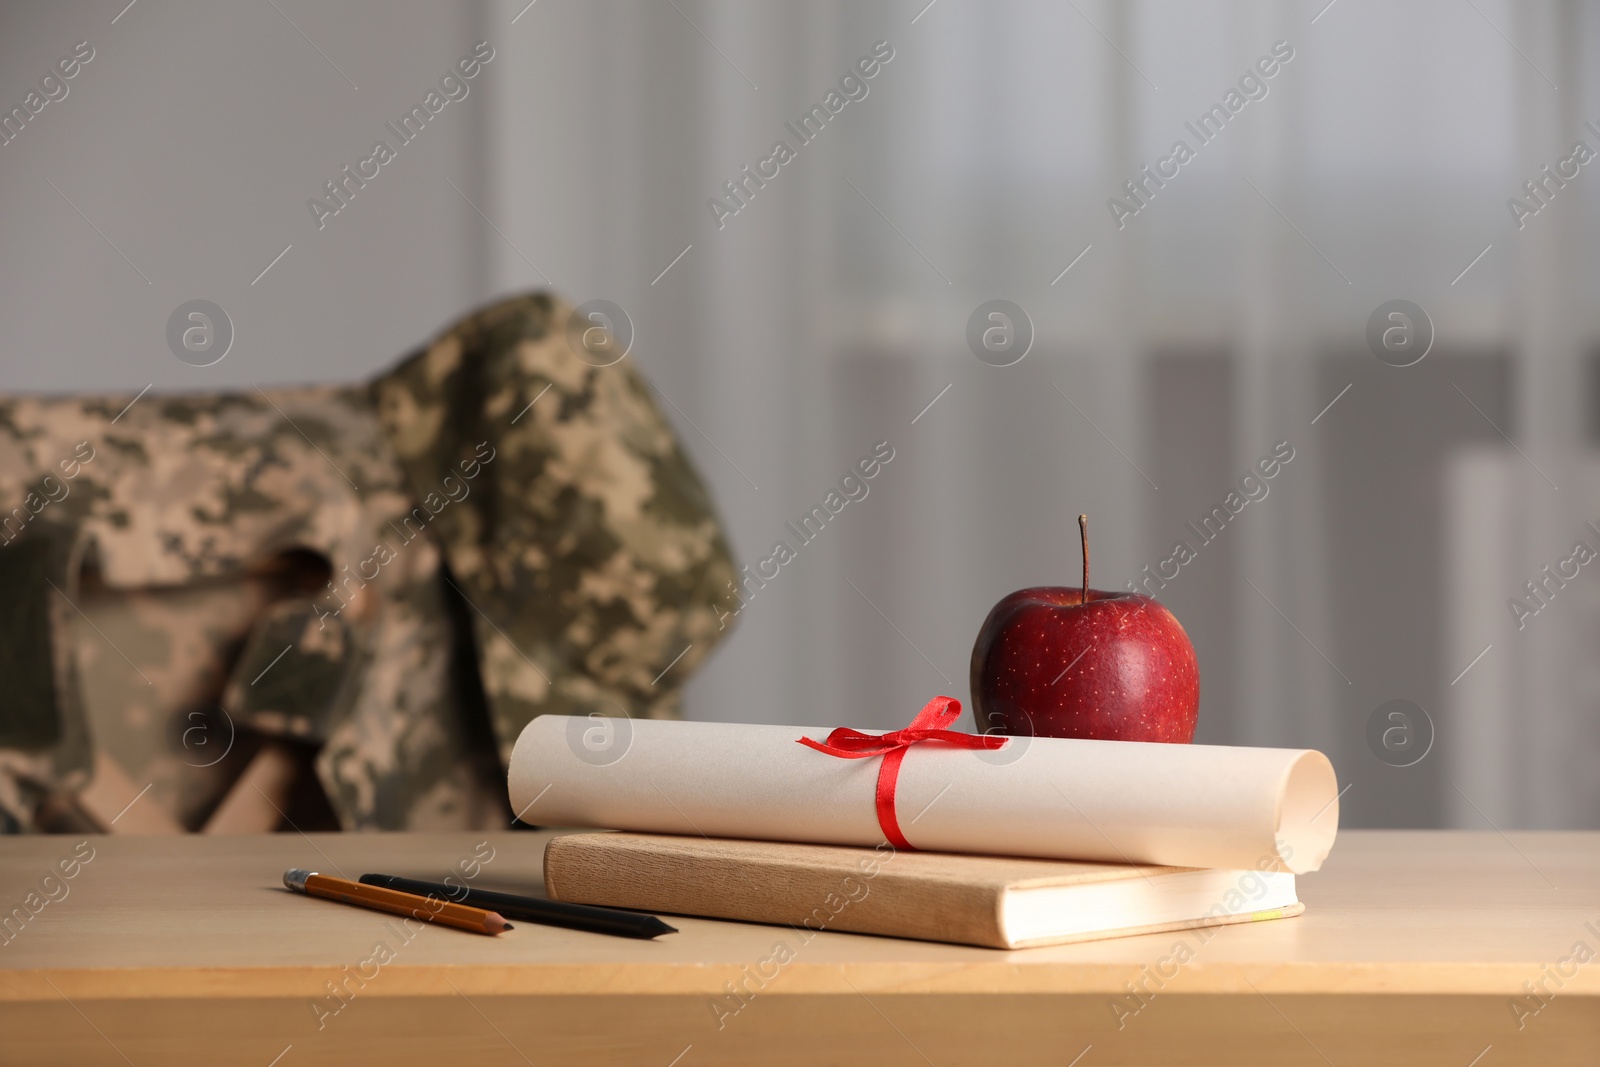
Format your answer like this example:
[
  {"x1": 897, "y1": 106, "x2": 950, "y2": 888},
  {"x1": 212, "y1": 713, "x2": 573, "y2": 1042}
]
[{"x1": 2, "y1": 830, "x2": 1597, "y2": 1066}]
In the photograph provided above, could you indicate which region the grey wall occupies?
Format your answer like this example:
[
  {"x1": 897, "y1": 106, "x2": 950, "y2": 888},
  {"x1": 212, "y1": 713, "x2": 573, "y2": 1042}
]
[{"x1": 0, "y1": 1, "x2": 489, "y2": 392}]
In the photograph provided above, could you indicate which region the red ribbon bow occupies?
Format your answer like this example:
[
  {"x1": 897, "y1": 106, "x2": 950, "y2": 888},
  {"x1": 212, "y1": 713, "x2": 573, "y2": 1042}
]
[{"x1": 797, "y1": 696, "x2": 1007, "y2": 851}]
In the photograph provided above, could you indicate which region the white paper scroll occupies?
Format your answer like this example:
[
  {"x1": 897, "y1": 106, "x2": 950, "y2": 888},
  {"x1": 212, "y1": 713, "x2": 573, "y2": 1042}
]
[{"x1": 508, "y1": 716, "x2": 1339, "y2": 874}]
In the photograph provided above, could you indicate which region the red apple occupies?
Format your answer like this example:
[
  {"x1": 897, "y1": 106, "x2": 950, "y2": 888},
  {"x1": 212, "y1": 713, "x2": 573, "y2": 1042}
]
[{"x1": 969, "y1": 516, "x2": 1199, "y2": 743}]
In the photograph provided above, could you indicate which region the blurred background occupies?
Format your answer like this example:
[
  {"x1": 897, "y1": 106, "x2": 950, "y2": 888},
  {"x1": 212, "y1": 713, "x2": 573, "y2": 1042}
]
[{"x1": 3, "y1": 0, "x2": 1598, "y2": 831}]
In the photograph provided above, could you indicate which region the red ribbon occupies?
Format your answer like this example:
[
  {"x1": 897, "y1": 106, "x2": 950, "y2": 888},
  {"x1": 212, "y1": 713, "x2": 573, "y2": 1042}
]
[{"x1": 797, "y1": 696, "x2": 1007, "y2": 850}]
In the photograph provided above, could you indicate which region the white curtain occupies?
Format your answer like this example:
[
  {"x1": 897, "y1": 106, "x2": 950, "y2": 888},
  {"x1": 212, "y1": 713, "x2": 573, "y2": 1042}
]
[{"x1": 486, "y1": 0, "x2": 1600, "y2": 829}]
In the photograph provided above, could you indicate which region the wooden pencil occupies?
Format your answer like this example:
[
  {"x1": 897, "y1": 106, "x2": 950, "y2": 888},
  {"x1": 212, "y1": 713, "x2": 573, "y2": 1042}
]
[{"x1": 283, "y1": 869, "x2": 513, "y2": 936}]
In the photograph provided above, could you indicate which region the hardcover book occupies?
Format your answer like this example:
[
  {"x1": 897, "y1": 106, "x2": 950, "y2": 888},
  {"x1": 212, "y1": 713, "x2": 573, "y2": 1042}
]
[{"x1": 543, "y1": 832, "x2": 1302, "y2": 950}]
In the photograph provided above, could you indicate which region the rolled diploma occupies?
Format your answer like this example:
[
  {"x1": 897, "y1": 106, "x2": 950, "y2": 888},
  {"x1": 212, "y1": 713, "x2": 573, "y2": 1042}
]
[{"x1": 509, "y1": 717, "x2": 1339, "y2": 874}]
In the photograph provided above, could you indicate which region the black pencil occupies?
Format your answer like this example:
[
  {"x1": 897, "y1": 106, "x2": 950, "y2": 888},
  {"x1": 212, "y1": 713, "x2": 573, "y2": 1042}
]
[{"x1": 358, "y1": 873, "x2": 677, "y2": 940}]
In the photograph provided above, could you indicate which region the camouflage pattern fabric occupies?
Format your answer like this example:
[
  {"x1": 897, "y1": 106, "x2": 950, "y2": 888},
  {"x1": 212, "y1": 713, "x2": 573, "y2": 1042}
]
[
  {"x1": 72, "y1": 575, "x2": 284, "y2": 831},
  {"x1": 0, "y1": 292, "x2": 737, "y2": 833},
  {"x1": 373, "y1": 293, "x2": 736, "y2": 760}
]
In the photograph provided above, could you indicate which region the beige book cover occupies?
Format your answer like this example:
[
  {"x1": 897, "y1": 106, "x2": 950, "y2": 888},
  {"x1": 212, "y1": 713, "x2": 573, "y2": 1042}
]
[{"x1": 544, "y1": 832, "x2": 1303, "y2": 950}]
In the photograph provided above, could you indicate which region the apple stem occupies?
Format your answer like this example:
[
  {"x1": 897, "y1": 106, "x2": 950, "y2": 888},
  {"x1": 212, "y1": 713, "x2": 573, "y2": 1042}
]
[{"x1": 1078, "y1": 514, "x2": 1089, "y2": 605}]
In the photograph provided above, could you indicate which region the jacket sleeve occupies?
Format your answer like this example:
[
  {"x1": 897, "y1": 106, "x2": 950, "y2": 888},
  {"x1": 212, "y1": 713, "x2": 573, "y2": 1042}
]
[{"x1": 370, "y1": 292, "x2": 739, "y2": 766}]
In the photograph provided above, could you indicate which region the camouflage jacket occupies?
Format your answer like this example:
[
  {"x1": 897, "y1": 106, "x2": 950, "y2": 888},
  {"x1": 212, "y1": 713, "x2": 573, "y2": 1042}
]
[{"x1": 0, "y1": 293, "x2": 736, "y2": 833}]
